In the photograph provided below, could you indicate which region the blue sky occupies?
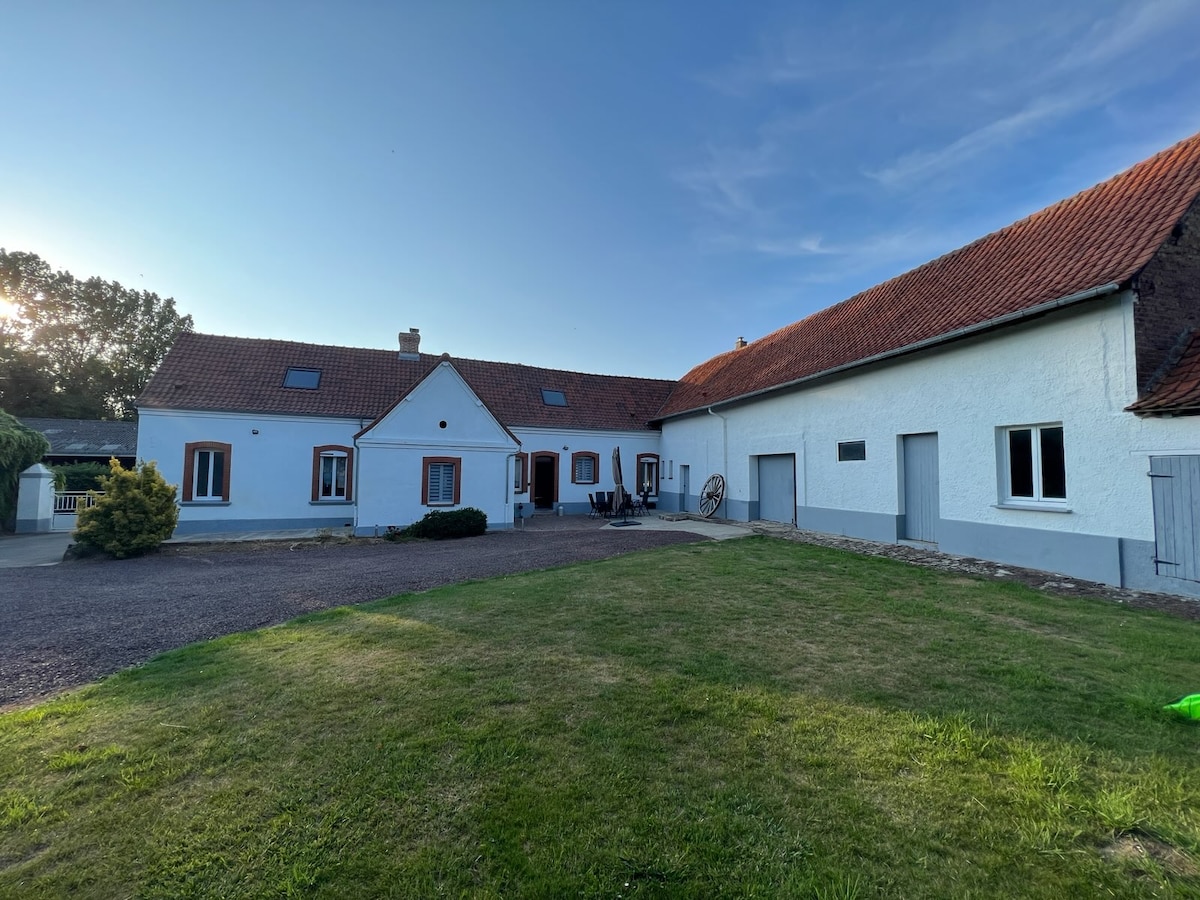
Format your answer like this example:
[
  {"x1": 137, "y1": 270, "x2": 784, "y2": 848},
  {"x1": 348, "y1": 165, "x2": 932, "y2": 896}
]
[{"x1": 3, "y1": 1, "x2": 1199, "y2": 380}]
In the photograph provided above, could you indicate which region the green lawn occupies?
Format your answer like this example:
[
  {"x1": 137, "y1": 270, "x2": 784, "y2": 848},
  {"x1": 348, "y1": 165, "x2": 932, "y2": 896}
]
[{"x1": 2, "y1": 536, "x2": 1198, "y2": 898}]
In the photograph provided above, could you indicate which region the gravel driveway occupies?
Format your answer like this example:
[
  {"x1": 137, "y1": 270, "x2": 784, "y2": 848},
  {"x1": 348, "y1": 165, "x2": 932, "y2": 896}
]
[{"x1": 0, "y1": 519, "x2": 704, "y2": 710}]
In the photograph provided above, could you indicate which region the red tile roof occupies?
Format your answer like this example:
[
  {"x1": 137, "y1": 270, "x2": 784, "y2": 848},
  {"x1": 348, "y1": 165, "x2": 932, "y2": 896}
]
[
  {"x1": 658, "y1": 131, "x2": 1200, "y2": 420},
  {"x1": 1127, "y1": 329, "x2": 1200, "y2": 415},
  {"x1": 138, "y1": 333, "x2": 674, "y2": 432}
]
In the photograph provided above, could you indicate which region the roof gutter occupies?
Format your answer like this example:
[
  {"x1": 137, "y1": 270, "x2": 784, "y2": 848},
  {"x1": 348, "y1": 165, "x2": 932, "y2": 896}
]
[{"x1": 661, "y1": 281, "x2": 1123, "y2": 421}]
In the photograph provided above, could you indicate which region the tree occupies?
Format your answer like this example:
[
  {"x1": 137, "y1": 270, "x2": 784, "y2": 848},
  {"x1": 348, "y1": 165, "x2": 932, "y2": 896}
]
[
  {"x1": 0, "y1": 408, "x2": 51, "y2": 529},
  {"x1": 73, "y1": 458, "x2": 179, "y2": 558},
  {"x1": 0, "y1": 250, "x2": 194, "y2": 419}
]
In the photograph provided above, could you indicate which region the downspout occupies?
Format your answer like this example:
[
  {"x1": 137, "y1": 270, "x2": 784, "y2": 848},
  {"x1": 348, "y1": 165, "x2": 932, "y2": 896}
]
[
  {"x1": 707, "y1": 406, "x2": 728, "y2": 514},
  {"x1": 505, "y1": 452, "x2": 518, "y2": 527},
  {"x1": 353, "y1": 417, "x2": 365, "y2": 537}
]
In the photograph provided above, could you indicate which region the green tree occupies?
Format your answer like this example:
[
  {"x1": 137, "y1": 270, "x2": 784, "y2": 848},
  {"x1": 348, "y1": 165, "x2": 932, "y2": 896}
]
[
  {"x1": 0, "y1": 250, "x2": 194, "y2": 419},
  {"x1": 74, "y1": 458, "x2": 179, "y2": 558},
  {"x1": 0, "y1": 408, "x2": 51, "y2": 529}
]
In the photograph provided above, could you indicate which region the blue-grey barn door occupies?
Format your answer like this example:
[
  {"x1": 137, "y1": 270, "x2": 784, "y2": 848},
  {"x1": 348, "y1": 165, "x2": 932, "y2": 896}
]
[
  {"x1": 679, "y1": 465, "x2": 690, "y2": 512},
  {"x1": 901, "y1": 433, "x2": 939, "y2": 543},
  {"x1": 1150, "y1": 455, "x2": 1200, "y2": 582},
  {"x1": 758, "y1": 454, "x2": 796, "y2": 524}
]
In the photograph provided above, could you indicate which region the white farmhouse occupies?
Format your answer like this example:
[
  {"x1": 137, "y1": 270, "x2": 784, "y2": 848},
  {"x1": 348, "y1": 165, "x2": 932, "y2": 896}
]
[
  {"x1": 136, "y1": 331, "x2": 672, "y2": 536},
  {"x1": 138, "y1": 131, "x2": 1200, "y2": 597}
]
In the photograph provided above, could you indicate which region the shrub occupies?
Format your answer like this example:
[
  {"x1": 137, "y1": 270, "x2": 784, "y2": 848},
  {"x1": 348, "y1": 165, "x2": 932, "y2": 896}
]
[
  {"x1": 74, "y1": 459, "x2": 179, "y2": 558},
  {"x1": 52, "y1": 461, "x2": 110, "y2": 492},
  {"x1": 0, "y1": 409, "x2": 50, "y2": 530},
  {"x1": 399, "y1": 507, "x2": 488, "y2": 540}
]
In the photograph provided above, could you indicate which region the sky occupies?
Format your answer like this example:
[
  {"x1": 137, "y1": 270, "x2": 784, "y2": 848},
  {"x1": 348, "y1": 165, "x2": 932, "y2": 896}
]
[{"x1": 2, "y1": 1, "x2": 1200, "y2": 381}]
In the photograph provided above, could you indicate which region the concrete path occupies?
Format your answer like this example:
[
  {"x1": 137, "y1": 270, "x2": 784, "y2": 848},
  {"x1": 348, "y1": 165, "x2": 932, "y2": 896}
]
[{"x1": 0, "y1": 533, "x2": 75, "y2": 568}]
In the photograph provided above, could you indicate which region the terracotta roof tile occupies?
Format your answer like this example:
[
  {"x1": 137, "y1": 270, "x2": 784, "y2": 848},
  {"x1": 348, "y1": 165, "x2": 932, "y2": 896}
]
[
  {"x1": 138, "y1": 334, "x2": 673, "y2": 433},
  {"x1": 1127, "y1": 329, "x2": 1200, "y2": 415},
  {"x1": 658, "y1": 131, "x2": 1200, "y2": 419}
]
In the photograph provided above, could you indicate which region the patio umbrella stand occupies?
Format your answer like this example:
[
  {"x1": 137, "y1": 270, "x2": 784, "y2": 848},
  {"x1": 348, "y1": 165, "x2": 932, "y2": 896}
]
[{"x1": 609, "y1": 446, "x2": 641, "y2": 527}]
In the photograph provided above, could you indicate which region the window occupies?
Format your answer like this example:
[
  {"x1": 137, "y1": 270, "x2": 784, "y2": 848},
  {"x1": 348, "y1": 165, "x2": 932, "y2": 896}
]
[
  {"x1": 1003, "y1": 424, "x2": 1066, "y2": 503},
  {"x1": 636, "y1": 453, "x2": 659, "y2": 495},
  {"x1": 541, "y1": 389, "x2": 568, "y2": 407},
  {"x1": 183, "y1": 441, "x2": 231, "y2": 502},
  {"x1": 283, "y1": 367, "x2": 321, "y2": 389},
  {"x1": 514, "y1": 452, "x2": 528, "y2": 493},
  {"x1": 838, "y1": 440, "x2": 866, "y2": 462},
  {"x1": 423, "y1": 456, "x2": 461, "y2": 506},
  {"x1": 312, "y1": 445, "x2": 353, "y2": 501},
  {"x1": 571, "y1": 451, "x2": 599, "y2": 484}
]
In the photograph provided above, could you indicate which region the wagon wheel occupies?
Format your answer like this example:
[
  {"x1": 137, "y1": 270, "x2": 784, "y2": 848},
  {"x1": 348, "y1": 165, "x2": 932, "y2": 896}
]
[{"x1": 698, "y1": 473, "x2": 725, "y2": 518}]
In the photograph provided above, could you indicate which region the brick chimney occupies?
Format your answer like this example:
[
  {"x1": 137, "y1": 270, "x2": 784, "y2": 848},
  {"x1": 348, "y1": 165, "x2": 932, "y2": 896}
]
[
  {"x1": 734, "y1": 336, "x2": 747, "y2": 349},
  {"x1": 398, "y1": 328, "x2": 421, "y2": 360}
]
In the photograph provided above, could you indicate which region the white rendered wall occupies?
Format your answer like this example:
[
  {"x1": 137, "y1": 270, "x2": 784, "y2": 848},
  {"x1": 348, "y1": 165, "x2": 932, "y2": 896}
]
[
  {"x1": 137, "y1": 408, "x2": 362, "y2": 530},
  {"x1": 660, "y1": 293, "x2": 1200, "y2": 544},
  {"x1": 511, "y1": 426, "x2": 663, "y2": 510},
  {"x1": 355, "y1": 362, "x2": 519, "y2": 531}
]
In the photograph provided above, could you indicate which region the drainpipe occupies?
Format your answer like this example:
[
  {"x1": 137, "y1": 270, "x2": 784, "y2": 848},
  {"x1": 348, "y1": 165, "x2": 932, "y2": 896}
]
[{"x1": 707, "y1": 406, "x2": 728, "y2": 512}]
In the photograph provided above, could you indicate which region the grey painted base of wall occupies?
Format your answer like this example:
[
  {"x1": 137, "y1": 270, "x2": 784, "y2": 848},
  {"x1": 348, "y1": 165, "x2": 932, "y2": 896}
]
[
  {"x1": 174, "y1": 515, "x2": 356, "y2": 536},
  {"x1": 15, "y1": 516, "x2": 52, "y2": 534},
  {"x1": 746, "y1": 503, "x2": 1200, "y2": 599},
  {"x1": 796, "y1": 506, "x2": 900, "y2": 544}
]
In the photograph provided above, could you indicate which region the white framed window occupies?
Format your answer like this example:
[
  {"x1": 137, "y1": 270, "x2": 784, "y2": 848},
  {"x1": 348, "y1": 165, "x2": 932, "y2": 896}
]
[
  {"x1": 636, "y1": 453, "x2": 659, "y2": 496},
  {"x1": 184, "y1": 441, "x2": 231, "y2": 502},
  {"x1": 1003, "y1": 424, "x2": 1066, "y2": 504},
  {"x1": 423, "y1": 457, "x2": 461, "y2": 506},
  {"x1": 312, "y1": 446, "x2": 352, "y2": 501}
]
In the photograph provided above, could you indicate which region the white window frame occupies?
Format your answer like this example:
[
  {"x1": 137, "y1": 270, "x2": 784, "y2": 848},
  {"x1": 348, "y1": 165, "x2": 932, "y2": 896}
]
[
  {"x1": 573, "y1": 454, "x2": 597, "y2": 484},
  {"x1": 319, "y1": 451, "x2": 348, "y2": 500},
  {"x1": 194, "y1": 449, "x2": 223, "y2": 500},
  {"x1": 1001, "y1": 423, "x2": 1067, "y2": 507}
]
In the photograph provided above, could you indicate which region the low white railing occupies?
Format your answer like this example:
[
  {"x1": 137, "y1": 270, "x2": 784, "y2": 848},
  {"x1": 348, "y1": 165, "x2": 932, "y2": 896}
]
[{"x1": 53, "y1": 491, "x2": 102, "y2": 514}]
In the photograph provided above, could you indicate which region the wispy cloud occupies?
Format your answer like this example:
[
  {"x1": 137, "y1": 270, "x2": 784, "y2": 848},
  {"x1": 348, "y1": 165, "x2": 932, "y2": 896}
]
[
  {"x1": 673, "y1": 140, "x2": 782, "y2": 221},
  {"x1": 864, "y1": 93, "x2": 1086, "y2": 188}
]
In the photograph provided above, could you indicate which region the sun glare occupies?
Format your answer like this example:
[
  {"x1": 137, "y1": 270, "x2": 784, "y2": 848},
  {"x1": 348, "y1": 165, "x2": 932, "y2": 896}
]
[{"x1": 0, "y1": 297, "x2": 16, "y2": 319}]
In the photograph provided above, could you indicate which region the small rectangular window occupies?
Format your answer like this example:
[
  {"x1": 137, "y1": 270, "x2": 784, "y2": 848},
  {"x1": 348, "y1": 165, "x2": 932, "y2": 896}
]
[
  {"x1": 837, "y1": 441, "x2": 866, "y2": 462},
  {"x1": 541, "y1": 389, "x2": 568, "y2": 407},
  {"x1": 423, "y1": 457, "x2": 461, "y2": 506},
  {"x1": 1003, "y1": 424, "x2": 1066, "y2": 503},
  {"x1": 284, "y1": 367, "x2": 321, "y2": 389},
  {"x1": 575, "y1": 456, "x2": 594, "y2": 483}
]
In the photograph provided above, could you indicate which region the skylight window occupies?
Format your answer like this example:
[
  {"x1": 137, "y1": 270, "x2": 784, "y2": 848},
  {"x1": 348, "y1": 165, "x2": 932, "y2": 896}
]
[
  {"x1": 541, "y1": 389, "x2": 568, "y2": 407},
  {"x1": 283, "y1": 367, "x2": 322, "y2": 390}
]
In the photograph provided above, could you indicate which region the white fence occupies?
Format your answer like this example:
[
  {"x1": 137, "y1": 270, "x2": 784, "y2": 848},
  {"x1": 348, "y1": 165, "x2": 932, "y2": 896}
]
[{"x1": 52, "y1": 491, "x2": 102, "y2": 531}]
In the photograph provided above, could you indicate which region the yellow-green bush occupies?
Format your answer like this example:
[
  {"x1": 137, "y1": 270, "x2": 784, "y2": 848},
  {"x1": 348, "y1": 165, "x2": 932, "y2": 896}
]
[{"x1": 74, "y1": 459, "x2": 179, "y2": 558}]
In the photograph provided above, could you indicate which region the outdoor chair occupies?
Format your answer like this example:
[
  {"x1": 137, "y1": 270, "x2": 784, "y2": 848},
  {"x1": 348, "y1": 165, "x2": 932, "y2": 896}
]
[{"x1": 588, "y1": 493, "x2": 602, "y2": 519}]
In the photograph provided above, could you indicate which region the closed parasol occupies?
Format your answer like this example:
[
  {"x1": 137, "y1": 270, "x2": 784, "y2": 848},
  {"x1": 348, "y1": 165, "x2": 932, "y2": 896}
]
[{"x1": 610, "y1": 445, "x2": 640, "y2": 526}]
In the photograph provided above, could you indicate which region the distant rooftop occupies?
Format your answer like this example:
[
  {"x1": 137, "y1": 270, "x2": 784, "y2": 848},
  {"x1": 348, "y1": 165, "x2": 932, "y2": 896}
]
[{"x1": 18, "y1": 418, "x2": 138, "y2": 459}]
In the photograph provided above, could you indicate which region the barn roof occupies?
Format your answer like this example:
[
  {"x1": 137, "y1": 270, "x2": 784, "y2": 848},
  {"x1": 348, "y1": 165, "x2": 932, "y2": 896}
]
[{"x1": 657, "y1": 131, "x2": 1200, "y2": 420}]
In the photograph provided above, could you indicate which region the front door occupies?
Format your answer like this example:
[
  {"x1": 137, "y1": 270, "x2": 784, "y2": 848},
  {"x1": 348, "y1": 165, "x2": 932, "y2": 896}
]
[
  {"x1": 531, "y1": 453, "x2": 558, "y2": 509},
  {"x1": 901, "y1": 433, "x2": 939, "y2": 543},
  {"x1": 758, "y1": 454, "x2": 796, "y2": 524},
  {"x1": 679, "y1": 465, "x2": 689, "y2": 512}
]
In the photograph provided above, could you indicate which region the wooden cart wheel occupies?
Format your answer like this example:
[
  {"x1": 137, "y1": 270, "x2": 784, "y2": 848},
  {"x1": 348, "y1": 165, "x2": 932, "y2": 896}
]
[{"x1": 698, "y1": 473, "x2": 725, "y2": 518}]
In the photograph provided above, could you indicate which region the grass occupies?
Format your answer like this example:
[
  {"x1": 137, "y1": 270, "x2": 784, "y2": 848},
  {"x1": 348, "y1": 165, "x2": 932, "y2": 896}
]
[{"x1": 1, "y1": 535, "x2": 1198, "y2": 898}]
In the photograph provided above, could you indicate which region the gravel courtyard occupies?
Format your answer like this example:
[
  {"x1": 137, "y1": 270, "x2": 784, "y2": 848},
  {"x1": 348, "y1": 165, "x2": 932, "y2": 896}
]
[{"x1": 0, "y1": 518, "x2": 706, "y2": 710}]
